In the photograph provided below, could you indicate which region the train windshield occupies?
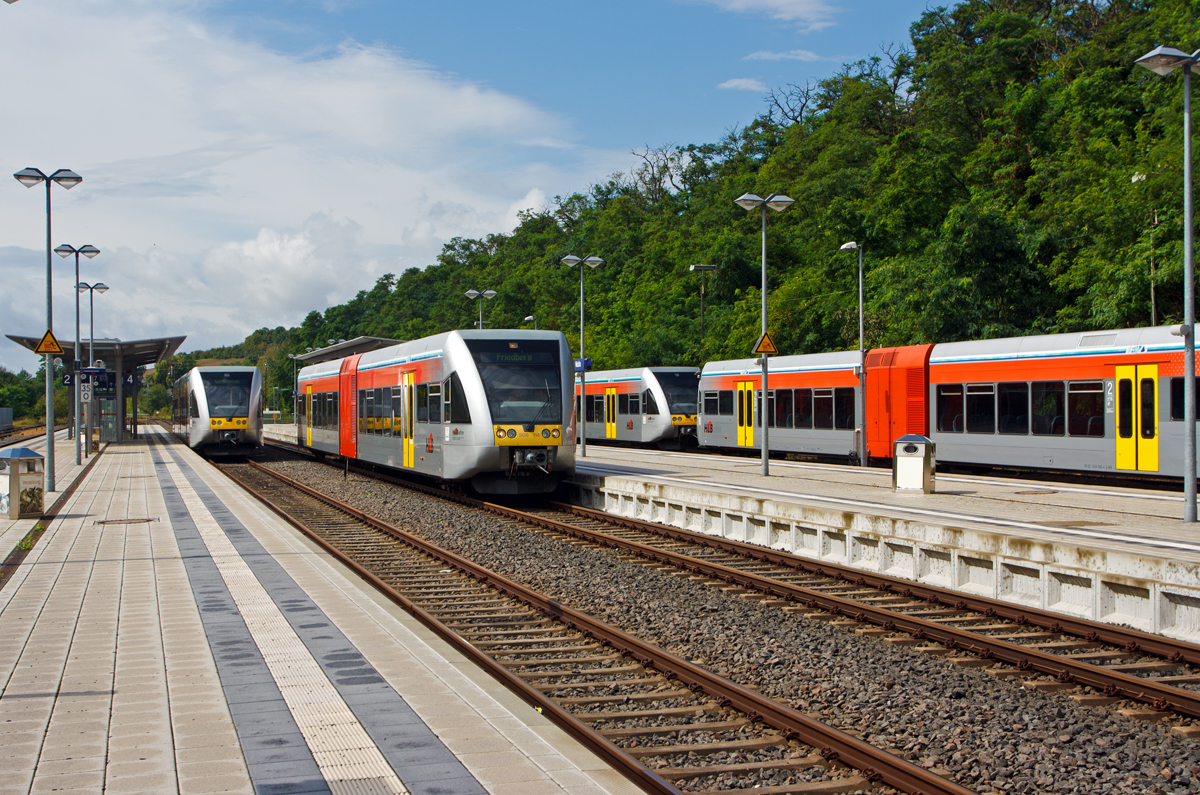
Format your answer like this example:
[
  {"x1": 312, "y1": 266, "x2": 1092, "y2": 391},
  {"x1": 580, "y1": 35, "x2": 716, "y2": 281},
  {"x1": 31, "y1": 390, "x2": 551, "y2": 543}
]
[
  {"x1": 657, "y1": 371, "x2": 701, "y2": 414},
  {"x1": 202, "y1": 372, "x2": 253, "y2": 418},
  {"x1": 465, "y1": 339, "x2": 562, "y2": 425}
]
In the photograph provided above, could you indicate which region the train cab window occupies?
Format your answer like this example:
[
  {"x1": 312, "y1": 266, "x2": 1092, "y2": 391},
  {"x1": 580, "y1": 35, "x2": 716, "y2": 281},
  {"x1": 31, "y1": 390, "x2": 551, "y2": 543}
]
[
  {"x1": 629, "y1": 394, "x2": 640, "y2": 415},
  {"x1": 1067, "y1": 381, "x2": 1105, "y2": 437},
  {"x1": 813, "y1": 389, "x2": 834, "y2": 430},
  {"x1": 834, "y1": 387, "x2": 855, "y2": 430},
  {"x1": 428, "y1": 384, "x2": 442, "y2": 424},
  {"x1": 444, "y1": 373, "x2": 472, "y2": 424},
  {"x1": 936, "y1": 385, "x2": 963, "y2": 433},
  {"x1": 1031, "y1": 381, "x2": 1065, "y2": 436},
  {"x1": 189, "y1": 391, "x2": 199, "y2": 419},
  {"x1": 416, "y1": 384, "x2": 429, "y2": 423},
  {"x1": 642, "y1": 389, "x2": 659, "y2": 416},
  {"x1": 1169, "y1": 378, "x2": 1200, "y2": 420},
  {"x1": 717, "y1": 390, "x2": 734, "y2": 416},
  {"x1": 618, "y1": 394, "x2": 629, "y2": 415},
  {"x1": 793, "y1": 389, "x2": 813, "y2": 429},
  {"x1": 774, "y1": 389, "x2": 793, "y2": 428},
  {"x1": 965, "y1": 384, "x2": 995, "y2": 434},
  {"x1": 703, "y1": 391, "x2": 719, "y2": 415},
  {"x1": 998, "y1": 383, "x2": 1029, "y2": 435}
]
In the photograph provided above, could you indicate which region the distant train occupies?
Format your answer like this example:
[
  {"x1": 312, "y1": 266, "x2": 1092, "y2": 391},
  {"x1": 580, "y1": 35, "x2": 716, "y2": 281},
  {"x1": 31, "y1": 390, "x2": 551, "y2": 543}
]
[
  {"x1": 172, "y1": 366, "x2": 264, "y2": 456},
  {"x1": 296, "y1": 330, "x2": 575, "y2": 495},
  {"x1": 697, "y1": 324, "x2": 1200, "y2": 479},
  {"x1": 575, "y1": 367, "x2": 701, "y2": 448}
]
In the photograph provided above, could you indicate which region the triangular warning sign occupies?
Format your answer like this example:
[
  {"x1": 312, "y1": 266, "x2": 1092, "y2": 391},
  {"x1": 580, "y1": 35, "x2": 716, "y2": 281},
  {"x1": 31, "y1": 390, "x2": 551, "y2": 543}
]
[
  {"x1": 752, "y1": 331, "x2": 779, "y2": 356},
  {"x1": 34, "y1": 329, "x2": 65, "y2": 356}
]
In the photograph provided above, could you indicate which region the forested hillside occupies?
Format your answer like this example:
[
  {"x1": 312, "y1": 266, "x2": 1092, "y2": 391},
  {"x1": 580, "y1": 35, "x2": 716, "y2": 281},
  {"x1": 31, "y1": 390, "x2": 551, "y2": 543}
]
[{"x1": 150, "y1": 0, "x2": 1196, "y2": 410}]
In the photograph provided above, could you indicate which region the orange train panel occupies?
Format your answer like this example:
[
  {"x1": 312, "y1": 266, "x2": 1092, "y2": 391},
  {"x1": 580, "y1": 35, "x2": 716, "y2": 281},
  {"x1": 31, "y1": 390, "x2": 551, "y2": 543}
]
[
  {"x1": 339, "y1": 354, "x2": 363, "y2": 459},
  {"x1": 865, "y1": 344, "x2": 933, "y2": 459}
]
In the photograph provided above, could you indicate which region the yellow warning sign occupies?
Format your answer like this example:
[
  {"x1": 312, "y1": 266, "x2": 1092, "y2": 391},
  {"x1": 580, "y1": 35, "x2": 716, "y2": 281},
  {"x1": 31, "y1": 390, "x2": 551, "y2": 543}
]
[
  {"x1": 34, "y1": 329, "x2": 65, "y2": 356},
  {"x1": 752, "y1": 331, "x2": 779, "y2": 356}
]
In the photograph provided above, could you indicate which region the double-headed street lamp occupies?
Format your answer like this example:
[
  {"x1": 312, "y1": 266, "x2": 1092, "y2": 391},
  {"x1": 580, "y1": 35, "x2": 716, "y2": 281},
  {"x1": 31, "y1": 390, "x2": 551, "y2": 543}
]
[
  {"x1": 839, "y1": 241, "x2": 867, "y2": 467},
  {"x1": 465, "y1": 289, "x2": 497, "y2": 329},
  {"x1": 14, "y1": 167, "x2": 82, "y2": 491},
  {"x1": 734, "y1": 192, "x2": 794, "y2": 476},
  {"x1": 55, "y1": 244, "x2": 99, "y2": 465},
  {"x1": 1137, "y1": 45, "x2": 1200, "y2": 522},
  {"x1": 689, "y1": 264, "x2": 717, "y2": 353},
  {"x1": 77, "y1": 281, "x2": 108, "y2": 457},
  {"x1": 524, "y1": 315, "x2": 537, "y2": 330},
  {"x1": 561, "y1": 255, "x2": 604, "y2": 457}
]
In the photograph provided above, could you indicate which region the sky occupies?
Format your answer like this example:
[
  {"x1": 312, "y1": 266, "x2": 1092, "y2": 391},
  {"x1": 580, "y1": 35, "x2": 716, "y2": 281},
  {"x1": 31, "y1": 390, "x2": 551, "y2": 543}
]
[{"x1": 0, "y1": 0, "x2": 934, "y2": 373}]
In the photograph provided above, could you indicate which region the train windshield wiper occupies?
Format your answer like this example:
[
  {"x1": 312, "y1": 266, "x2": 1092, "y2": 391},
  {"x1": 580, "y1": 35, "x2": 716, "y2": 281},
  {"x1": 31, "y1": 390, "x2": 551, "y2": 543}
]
[{"x1": 527, "y1": 380, "x2": 553, "y2": 427}]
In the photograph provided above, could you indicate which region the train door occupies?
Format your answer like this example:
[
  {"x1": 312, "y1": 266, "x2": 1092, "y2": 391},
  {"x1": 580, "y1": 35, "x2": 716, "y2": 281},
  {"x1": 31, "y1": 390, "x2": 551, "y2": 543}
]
[
  {"x1": 305, "y1": 386, "x2": 313, "y2": 446},
  {"x1": 1115, "y1": 365, "x2": 1159, "y2": 472},
  {"x1": 605, "y1": 388, "x2": 617, "y2": 438},
  {"x1": 401, "y1": 372, "x2": 415, "y2": 467},
  {"x1": 736, "y1": 381, "x2": 755, "y2": 447}
]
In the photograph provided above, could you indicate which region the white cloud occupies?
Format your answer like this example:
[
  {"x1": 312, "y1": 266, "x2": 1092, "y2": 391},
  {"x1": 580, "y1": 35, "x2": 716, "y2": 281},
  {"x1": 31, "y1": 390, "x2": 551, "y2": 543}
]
[
  {"x1": 718, "y1": 78, "x2": 768, "y2": 92},
  {"x1": 0, "y1": 0, "x2": 631, "y2": 371},
  {"x1": 744, "y1": 49, "x2": 823, "y2": 61},
  {"x1": 692, "y1": 0, "x2": 837, "y2": 31}
]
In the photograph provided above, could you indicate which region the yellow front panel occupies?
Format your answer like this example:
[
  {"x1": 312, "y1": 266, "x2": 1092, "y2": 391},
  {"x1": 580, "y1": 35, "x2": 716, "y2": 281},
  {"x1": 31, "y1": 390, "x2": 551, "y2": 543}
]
[
  {"x1": 210, "y1": 418, "x2": 249, "y2": 429},
  {"x1": 492, "y1": 425, "x2": 565, "y2": 446},
  {"x1": 1137, "y1": 364, "x2": 1159, "y2": 472},
  {"x1": 606, "y1": 388, "x2": 617, "y2": 438},
  {"x1": 671, "y1": 415, "x2": 697, "y2": 426},
  {"x1": 1115, "y1": 366, "x2": 1135, "y2": 471}
]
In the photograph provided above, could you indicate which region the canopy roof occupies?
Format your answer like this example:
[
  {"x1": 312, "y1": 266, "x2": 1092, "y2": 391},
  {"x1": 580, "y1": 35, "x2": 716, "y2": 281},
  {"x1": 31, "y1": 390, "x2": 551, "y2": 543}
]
[{"x1": 5, "y1": 335, "x2": 186, "y2": 370}]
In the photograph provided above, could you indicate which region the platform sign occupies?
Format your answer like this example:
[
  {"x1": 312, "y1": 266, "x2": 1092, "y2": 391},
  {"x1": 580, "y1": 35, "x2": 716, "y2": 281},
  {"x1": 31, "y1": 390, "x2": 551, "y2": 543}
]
[
  {"x1": 752, "y1": 331, "x2": 779, "y2": 356},
  {"x1": 34, "y1": 329, "x2": 65, "y2": 356},
  {"x1": 574, "y1": 357, "x2": 593, "y2": 372},
  {"x1": 61, "y1": 373, "x2": 73, "y2": 387},
  {"x1": 80, "y1": 383, "x2": 93, "y2": 403}
]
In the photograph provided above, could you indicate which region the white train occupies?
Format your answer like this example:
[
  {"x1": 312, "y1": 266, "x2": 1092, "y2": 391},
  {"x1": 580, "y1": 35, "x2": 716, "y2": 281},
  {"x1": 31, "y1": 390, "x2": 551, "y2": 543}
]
[
  {"x1": 575, "y1": 367, "x2": 701, "y2": 448},
  {"x1": 171, "y1": 366, "x2": 264, "y2": 456}
]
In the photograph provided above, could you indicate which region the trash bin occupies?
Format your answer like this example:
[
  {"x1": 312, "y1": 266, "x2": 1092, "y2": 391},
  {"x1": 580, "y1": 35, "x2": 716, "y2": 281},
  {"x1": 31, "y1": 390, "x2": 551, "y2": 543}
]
[
  {"x1": 0, "y1": 448, "x2": 45, "y2": 519},
  {"x1": 893, "y1": 434, "x2": 935, "y2": 494}
]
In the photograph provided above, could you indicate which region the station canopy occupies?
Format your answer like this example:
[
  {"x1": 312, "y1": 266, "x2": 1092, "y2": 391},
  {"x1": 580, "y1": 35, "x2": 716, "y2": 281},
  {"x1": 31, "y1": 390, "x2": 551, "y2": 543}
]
[{"x1": 6, "y1": 335, "x2": 186, "y2": 371}]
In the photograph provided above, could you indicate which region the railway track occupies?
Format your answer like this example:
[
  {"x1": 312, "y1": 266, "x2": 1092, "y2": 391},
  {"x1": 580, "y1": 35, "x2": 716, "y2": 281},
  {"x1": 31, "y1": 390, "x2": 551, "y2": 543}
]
[{"x1": 220, "y1": 458, "x2": 974, "y2": 795}]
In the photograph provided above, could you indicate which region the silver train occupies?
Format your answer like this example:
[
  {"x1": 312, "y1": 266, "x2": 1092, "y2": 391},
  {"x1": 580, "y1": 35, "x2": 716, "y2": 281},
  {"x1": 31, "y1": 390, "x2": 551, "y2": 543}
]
[
  {"x1": 296, "y1": 330, "x2": 576, "y2": 495},
  {"x1": 575, "y1": 367, "x2": 701, "y2": 448},
  {"x1": 171, "y1": 366, "x2": 264, "y2": 455}
]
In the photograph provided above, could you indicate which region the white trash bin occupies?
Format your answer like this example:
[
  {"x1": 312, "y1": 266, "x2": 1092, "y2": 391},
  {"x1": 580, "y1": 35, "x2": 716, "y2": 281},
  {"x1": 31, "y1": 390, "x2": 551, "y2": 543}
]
[
  {"x1": 0, "y1": 447, "x2": 45, "y2": 519},
  {"x1": 893, "y1": 434, "x2": 935, "y2": 494}
]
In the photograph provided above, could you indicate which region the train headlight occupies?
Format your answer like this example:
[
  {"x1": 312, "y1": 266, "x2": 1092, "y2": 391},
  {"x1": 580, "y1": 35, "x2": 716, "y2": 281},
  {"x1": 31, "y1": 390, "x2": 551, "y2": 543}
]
[
  {"x1": 496, "y1": 429, "x2": 506, "y2": 439},
  {"x1": 551, "y1": 428, "x2": 560, "y2": 438},
  {"x1": 507, "y1": 429, "x2": 517, "y2": 438},
  {"x1": 541, "y1": 429, "x2": 550, "y2": 438}
]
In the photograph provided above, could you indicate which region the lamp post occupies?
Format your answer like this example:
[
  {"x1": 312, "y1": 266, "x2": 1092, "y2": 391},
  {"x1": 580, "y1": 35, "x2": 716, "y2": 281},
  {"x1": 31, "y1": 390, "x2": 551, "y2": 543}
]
[
  {"x1": 561, "y1": 255, "x2": 604, "y2": 457},
  {"x1": 288, "y1": 354, "x2": 299, "y2": 419},
  {"x1": 734, "y1": 192, "x2": 794, "y2": 476},
  {"x1": 77, "y1": 281, "x2": 108, "y2": 457},
  {"x1": 839, "y1": 241, "x2": 867, "y2": 466},
  {"x1": 689, "y1": 264, "x2": 718, "y2": 355},
  {"x1": 14, "y1": 167, "x2": 82, "y2": 491},
  {"x1": 55, "y1": 244, "x2": 99, "y2": 466},
  {"x1": 1137, "y1": 45, "x2": 1200, "y2": 522},
  {"x1": 465, "y1": 289, "x2": 498, "y2": 329},
  {"x1": 524, "y1": 315, "x2": 537, "y2": 330}
]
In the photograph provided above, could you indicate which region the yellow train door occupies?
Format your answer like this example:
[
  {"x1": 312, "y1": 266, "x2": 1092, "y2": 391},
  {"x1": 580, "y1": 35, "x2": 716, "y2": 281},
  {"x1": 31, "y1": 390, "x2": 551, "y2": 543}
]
[
  {"x1": 401, "y1": 373, "x2": 415, "y2": 467},
  {"x1": 605, "y1": 388, "x2": 617, "y2": 438},
  {"x1": 305, "y1": 386, "x2": 313, "y2": 446},
  {"x1": 736, "y1": 381, "x2": 755, "y2": 447},
  {"x1": 1116, "y1": 365, "x2": 1159, "y2": 472}
]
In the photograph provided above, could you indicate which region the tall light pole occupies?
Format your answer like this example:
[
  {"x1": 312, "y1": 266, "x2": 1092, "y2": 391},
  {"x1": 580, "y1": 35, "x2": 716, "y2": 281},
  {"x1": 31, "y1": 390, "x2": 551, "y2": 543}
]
[
  {"x1": 77, "y1": 281, "x2": 108, "y2": 457},
  {"x1": 14, "y1": 167, "x2": 82, "y2": 491},
  {"x1": 689, "y1": 264, "x2": 717, "y2": 356},
  {"x1": 561, "y1": 255, "x2": 604, "y2": 457},
  {"x1": 840, "y1": 241, "x2": 867, "y2": 466},
  {"x1": 465, "y1": 289, "x2": 498, "y2": 329},
  {"x1": 524, "y1": 315, "x2": 537, "y2": 330},
  {"x1": 1137, "y1": 45, "x2": 1199, "y2": 521},
  {"x1": 288, "y1": 354, "x2": 299, "y2": 419},
  {"x1": 55, "y1": 244, "x2": 99, "y2": 466},
  {"x1": 734, "y1": 192, "x2": 794, "y2": 476}
]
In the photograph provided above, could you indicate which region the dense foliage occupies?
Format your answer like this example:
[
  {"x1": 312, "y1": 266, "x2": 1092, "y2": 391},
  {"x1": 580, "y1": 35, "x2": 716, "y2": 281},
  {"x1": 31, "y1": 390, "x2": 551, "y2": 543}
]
[{"x1": 138, "y1": 0, "x2": 1197, "y2": 414}]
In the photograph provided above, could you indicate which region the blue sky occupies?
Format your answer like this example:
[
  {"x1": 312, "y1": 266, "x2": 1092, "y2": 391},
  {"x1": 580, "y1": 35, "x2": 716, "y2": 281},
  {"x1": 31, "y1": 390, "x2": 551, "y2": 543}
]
[{"x1": 0, "y1": 0, "x2": 935, "y2": 371}]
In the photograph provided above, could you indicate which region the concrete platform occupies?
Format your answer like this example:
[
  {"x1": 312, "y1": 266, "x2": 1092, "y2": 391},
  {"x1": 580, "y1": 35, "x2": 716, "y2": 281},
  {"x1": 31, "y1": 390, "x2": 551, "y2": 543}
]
[
  {"x1": 0, "y1": 429, "x2": 99, "y2": 557},
  {"x1": 567, "y1": 446, "x2": 1200, "y2": 642},
  {"x1": 0, "y1": 426, "x2": 636, "y2": 795}
]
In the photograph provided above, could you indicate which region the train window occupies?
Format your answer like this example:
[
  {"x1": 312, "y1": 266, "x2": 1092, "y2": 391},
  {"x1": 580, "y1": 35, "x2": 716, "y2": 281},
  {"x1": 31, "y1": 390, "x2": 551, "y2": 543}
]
[
  {"x1": 381, "y1": 388, "x2": 392, "y2": 436},
  {"x1": 444, "y1": 373, "x2": 472, "y2": 424},
  {"x1": 965, "y1": 384, "x2": 995, "y2": 434},
  {"x1": 618, "y1": 394, "x2": 629, "y2": 415},
  {"x1": 428, "y1": 384, "x2": 442, "y2": 424},
  {"x1": 703, "y1": 391, "x2": 719, "y2": 415},
  {"x1": 375, "y1": 388, "x2": 385, "y2": 435},
  {"x1": 774, "y1": 389, "x2": 793, "y2": 428},
  {"x1": 357, "y1": 390, "x2": 365, "y2": 432},
  {"x1": 1140, "y1": 378, "x2": 1155, "y2": 439},
  {"x1": 189, "y1": 391, "x2": 198, "y2": 419},
  {"x1": 1169, "y1": 378, "x2": 1200, "y2": 420},
  {"x1": 813, "y1": 388, "x2": 834, "y2": 430},
  {"x1": 997, "y1": 383, "x2": 1029, "y2": 435},
  {"x1": 1031, "y1": 382, "x2": 1065, "y2": 436},
  {"x1": 936, "y1": 385, "x2": 963, "y2": 433},
  {"x1": 331, "y1": 392, "x2": 339, "y2": 430},
  {"x1": 718, "y1": 390, "x2": 733, "y2": 416},
  {"x1": 1118, "y1": 379, "x2": 1133, "y2": 437},
  {"x1": 629, "y1": 394, "x2": 640, "y2": 415},
  {"x1": 585, "y1": 394, "x2": 594, "y2": 422},
  {"x1": 1067, "y1": 381, "x2": 1105, "y2": 437},
  {"x1": 756, "y1": 391, "x2": 762, "y2": 427},
  {"x1": 793, "y1": 389, "x2": 813, "y2": 429},
  {"x1": 642, "y1": 389, "x2": 660, "y2": 415},
  {"x1": 416, "y1": 384, "x2": 429, "y2": 423},
  {"x1": 834, "y1": 387, "x2": 855, "y2": 430},
  {"x1": 657, "y1": 371, "x2": 701, "y2": 415}
]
